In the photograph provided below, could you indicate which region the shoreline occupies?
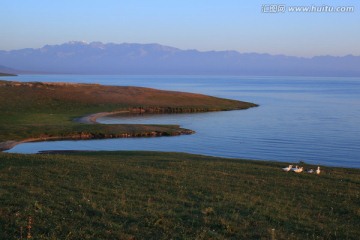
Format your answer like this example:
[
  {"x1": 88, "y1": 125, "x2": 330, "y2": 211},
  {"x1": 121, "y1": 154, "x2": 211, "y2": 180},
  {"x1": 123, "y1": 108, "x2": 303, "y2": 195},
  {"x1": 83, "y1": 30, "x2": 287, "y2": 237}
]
[
  {"x1": 74, "y1": 110, "x2": 130, "y2": 124},
  {"x1": 0, "y1": 127, "x2": 195, "y2": 152},
  {"x1": 0, "y1": 110, "x2": 195, "y2": 152}
]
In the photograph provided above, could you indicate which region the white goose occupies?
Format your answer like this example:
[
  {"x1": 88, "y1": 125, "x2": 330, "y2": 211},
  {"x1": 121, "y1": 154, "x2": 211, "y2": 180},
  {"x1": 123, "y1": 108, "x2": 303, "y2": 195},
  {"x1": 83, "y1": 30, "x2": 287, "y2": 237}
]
[
  {"x1": 307, "y1": 169, "x2": 314, "y2": 174},
  {"x1": 291, "y1": 165, "x2": 299, "y2": 171},
  {"x1": 293, "y1": 167, "x2": 303, "y2": 173},
  {"x1": 316, "y1": 166, "x2": 321, "y2": 175},
  {"x1": 282, "y1": 165, "x2": 293, "y2": 172}
]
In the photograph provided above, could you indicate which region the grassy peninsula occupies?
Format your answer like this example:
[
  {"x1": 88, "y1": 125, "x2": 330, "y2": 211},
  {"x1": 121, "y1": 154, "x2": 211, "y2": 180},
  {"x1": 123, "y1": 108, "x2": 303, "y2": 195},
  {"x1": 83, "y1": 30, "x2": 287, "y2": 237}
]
[{"x1": 0, "y1": 80, "x2": 256, "y2": 150}]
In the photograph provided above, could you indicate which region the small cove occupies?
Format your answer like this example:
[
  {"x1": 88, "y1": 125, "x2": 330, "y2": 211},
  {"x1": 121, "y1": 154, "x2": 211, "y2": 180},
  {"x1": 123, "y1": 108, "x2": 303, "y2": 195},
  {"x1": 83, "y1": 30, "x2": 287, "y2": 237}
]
[{"x1": 6, "y1": 75, "x2": 360, "y2": 168}]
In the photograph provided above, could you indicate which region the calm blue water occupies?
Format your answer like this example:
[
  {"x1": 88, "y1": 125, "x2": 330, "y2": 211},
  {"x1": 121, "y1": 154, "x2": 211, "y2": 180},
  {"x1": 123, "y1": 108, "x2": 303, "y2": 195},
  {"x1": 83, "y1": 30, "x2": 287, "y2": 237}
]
[{"x1": 6, "y1": 75, "x2": 360, "y2": 168}]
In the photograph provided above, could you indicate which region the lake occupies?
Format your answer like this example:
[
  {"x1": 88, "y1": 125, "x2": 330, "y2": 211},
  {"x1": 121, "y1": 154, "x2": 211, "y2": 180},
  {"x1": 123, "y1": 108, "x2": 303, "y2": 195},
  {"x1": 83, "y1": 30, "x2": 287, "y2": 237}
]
[{"x1": 6, "y1": 75, "x2": 360, "y2": 168}]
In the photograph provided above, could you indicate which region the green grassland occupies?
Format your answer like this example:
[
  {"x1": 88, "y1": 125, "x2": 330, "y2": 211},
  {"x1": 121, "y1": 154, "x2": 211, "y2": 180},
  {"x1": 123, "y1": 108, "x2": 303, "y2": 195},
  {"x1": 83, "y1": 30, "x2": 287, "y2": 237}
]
[
  {"x1": 0, "y1": 151, "x2": 359, "y2": 239},
  {"x1": 0, "y1": 80, "x2": 256, "y2": 149}
]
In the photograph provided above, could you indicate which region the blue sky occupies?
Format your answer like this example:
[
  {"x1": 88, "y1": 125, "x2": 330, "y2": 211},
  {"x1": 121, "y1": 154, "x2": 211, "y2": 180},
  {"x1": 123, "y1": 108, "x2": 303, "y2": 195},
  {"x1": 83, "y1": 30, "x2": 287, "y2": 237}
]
[{"x1": 1, "y1": 0, "x2": 359, "y2": 57}]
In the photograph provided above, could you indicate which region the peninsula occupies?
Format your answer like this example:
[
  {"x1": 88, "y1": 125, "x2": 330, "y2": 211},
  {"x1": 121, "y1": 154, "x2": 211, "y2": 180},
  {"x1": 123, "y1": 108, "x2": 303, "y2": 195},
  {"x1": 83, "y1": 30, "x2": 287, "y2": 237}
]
[
  {"x1": 0, "y1": 72, "x2": 17, "y2": 76},
  {"x1": 0, "y1": 80, "x2": 257, "y2": 151}
]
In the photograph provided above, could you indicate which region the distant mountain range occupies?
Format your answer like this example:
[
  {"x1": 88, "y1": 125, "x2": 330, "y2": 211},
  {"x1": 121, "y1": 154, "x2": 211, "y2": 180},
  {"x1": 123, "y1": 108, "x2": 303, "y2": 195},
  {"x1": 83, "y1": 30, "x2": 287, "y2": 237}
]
[{"x1": 0, "y1": 41, "x2": 359, "y2": 76}]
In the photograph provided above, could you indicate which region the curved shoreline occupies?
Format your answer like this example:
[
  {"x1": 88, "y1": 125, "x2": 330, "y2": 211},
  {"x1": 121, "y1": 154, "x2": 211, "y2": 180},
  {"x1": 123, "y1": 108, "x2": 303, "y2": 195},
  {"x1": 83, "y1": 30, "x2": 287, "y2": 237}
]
[
  {"x1": 0, "y1": 110, "x2": 196, "y2": 152},
  {"x1": 0, "y1": 111, "x2": 115, "y2": 151},
  {"x1": 1, "y1": 104, "x2": 256, "y2": 153},
  {"x1": 0, "y1": 141, "x2": 19, "y2": 152},
  {"x1": 74, "y1": 110, "x2": 130, "y2": 124},
  {"x1": 0, "y1": 127, "x2": 195, "y2": 152}
]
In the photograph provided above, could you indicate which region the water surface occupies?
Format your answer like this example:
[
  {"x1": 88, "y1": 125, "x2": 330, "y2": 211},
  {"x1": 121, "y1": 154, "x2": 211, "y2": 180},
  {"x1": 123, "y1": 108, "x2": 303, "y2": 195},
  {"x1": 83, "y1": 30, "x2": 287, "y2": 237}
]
[{"x1": 6, "y1": 75, "x2": 360, "y2": 168}]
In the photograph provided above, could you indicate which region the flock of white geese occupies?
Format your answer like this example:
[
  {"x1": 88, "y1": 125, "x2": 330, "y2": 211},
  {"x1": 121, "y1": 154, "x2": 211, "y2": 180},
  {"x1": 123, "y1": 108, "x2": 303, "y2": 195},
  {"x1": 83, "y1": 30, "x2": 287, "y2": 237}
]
[{"x1": 282, "y1": 165, "x2": 320, "y2": 174}]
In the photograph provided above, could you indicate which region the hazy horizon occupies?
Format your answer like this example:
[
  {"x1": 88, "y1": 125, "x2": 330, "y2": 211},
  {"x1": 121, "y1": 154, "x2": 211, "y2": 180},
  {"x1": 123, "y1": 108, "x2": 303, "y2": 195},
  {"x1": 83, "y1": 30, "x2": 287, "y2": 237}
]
[
  {"x1": 2, "y1": 40, "x2": 360, "y2": 59},
  {"x1": 1, "y1": 0, "x2": 359, "y2": 57},
  {"x1": 2, "y1": 41, "x2": 359, "y2": 76}
]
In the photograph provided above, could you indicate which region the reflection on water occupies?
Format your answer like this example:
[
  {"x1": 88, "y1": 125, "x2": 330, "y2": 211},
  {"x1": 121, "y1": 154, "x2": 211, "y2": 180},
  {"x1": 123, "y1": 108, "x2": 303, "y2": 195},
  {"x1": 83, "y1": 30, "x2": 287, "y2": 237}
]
[{"x1": 7, "y1": 75, "x2": 360, "y2": 168}]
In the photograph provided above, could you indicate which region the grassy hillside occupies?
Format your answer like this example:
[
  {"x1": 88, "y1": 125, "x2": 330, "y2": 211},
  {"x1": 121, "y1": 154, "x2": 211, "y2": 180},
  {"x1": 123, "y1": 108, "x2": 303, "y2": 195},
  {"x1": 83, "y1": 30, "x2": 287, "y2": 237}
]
[
  {"x1": 0, "y1": 80, "x2": 256, "y2": 148},
  {"x1": 0, "y1": 151, "x2": 359, "y2": 239}
]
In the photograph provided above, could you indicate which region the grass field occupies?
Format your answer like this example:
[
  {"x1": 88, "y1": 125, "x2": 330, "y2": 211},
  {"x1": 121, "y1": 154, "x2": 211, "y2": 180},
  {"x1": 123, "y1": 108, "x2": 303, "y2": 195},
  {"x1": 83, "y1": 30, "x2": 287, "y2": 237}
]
[{"x1": 0, "y1": 151, "x2": 359, "y2": 239}]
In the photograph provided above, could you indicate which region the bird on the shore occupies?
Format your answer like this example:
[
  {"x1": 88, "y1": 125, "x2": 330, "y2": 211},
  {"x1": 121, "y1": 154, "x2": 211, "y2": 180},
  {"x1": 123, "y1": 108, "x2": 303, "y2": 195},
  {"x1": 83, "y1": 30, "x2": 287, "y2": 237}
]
[
  {"x1": 316, "y1": 166, "x2": 321, "y2": 175},
  {"x1": 307, "y1": 169, "x2": 314, "y2": 174},
  {"x1": 291, "y1": 165, "x2": 299, "y2": 171},
  {"x1": 293, "y1": 167, "x2": 303, "y2": 173},
  {"x1": 282, "y1": 165, "x2": 293, "y2": 172}
]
